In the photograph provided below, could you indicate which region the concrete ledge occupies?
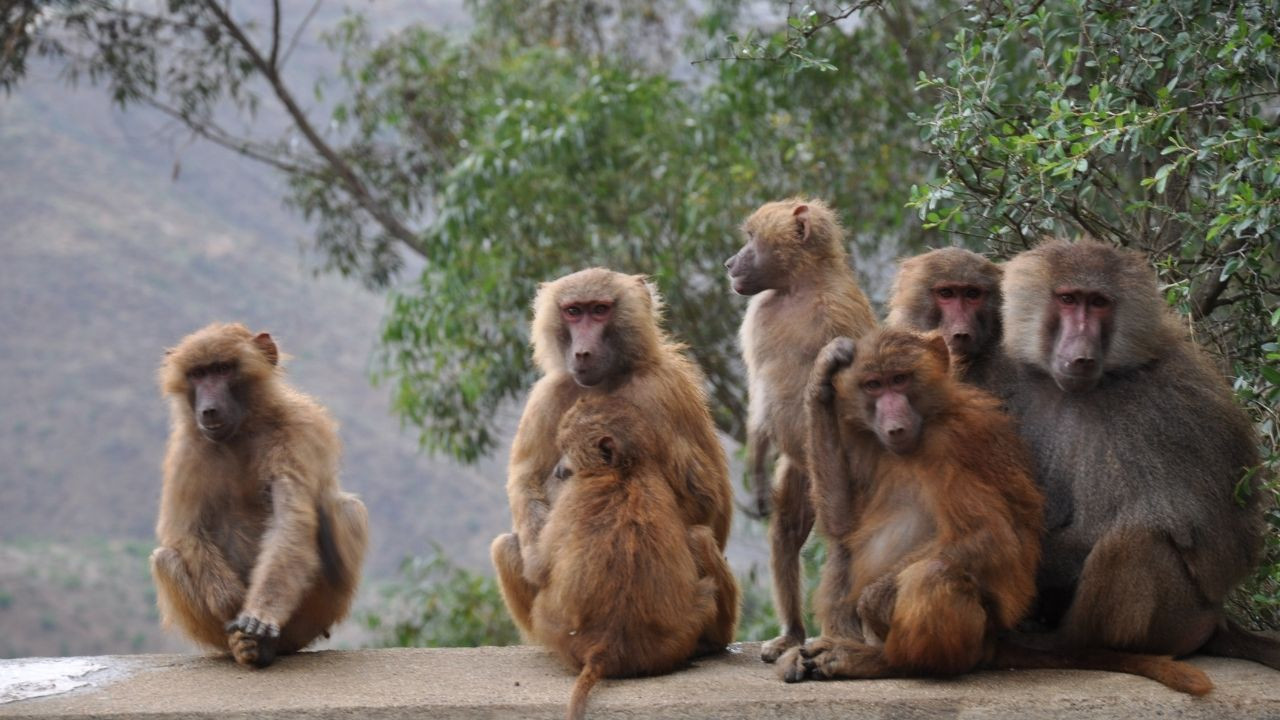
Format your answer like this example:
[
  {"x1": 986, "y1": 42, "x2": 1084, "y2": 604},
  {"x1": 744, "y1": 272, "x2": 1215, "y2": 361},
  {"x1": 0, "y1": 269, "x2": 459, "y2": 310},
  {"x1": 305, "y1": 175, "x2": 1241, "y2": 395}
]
[{"x1": 2, "y1": 643, "x2": 1279, "y2": 719}]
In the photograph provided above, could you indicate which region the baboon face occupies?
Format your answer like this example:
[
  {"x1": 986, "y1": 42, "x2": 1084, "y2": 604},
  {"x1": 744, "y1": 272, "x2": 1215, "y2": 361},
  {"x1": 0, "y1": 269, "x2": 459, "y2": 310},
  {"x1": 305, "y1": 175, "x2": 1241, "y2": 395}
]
[
  {"x1": 187, "y1": 359, "x2": 248, "y2": 442},
  {"x1": 839, "y1": 331, "x2": 950, "y2": 455},
  {"x1": 724, "y1": 231, "x2": 777, "y2": 296},
  {"x1": 1047, "y1": 287, "x2": 1114, "y2": 392},
  {"x1": 932, "y1": 282, "x2": 993, "y2": 359},
  {"x1": 163, "y1": 324, "x2": 279, "y2": 443},
  {"x1": 560, "y1": 298, "x2": 619, "y2": 388}
]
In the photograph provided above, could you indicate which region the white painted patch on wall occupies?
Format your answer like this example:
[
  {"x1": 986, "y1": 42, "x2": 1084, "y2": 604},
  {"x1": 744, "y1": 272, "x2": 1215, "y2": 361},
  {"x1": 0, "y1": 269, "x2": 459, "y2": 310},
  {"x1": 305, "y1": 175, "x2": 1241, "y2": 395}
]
[{"x1": 0, "y1": 658, "x2": 106, "y2": 704}]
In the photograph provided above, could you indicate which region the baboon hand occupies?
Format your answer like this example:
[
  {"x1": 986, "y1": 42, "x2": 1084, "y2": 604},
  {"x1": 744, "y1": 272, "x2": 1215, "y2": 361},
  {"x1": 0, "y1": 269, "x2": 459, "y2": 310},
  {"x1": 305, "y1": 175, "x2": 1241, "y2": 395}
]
[
  {"x1": 226, "y1": 613, "x2": 281, "y2": 668},
  {"x1": 809, "y1": 337, "x2": 856, "y2": 405},
  {"x1": 226, "y1": 613, "x2": 281, "y2": 640}
]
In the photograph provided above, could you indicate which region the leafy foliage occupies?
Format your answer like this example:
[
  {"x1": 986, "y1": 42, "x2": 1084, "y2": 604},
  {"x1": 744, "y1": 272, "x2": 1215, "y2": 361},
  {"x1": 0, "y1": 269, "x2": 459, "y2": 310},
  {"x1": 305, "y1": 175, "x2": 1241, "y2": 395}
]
[
  {"x1": 280, "y1": 3, "x2": 958, "y2": 458},
  {"x1": 8, "y1": 0, "x2": 1279, "y2": 641},
  {"x1": 363, "y1": 546, "x2": 520, "y2": 648},
  {"x1": 904, "y1": 0, "x2": 1280, "y2": 627}
]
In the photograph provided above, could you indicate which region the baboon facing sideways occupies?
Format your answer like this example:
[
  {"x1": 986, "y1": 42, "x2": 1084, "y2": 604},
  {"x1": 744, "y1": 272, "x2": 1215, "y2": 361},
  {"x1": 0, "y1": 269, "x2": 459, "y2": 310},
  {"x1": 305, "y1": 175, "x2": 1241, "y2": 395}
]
[
  {"x1": 492, "y1": 268, "x2": 737, "y2": 653},
  {"x1": 886, "y1": 247, "x2": 1006, "y2": 390},
  {"x1": 780, "y1": 329, "x2": 1210, "y2": 694},
  {"x1": 1002, "y1": 239, "x2": 1280, "y2": 669},
  {"x1": 152, "y1": 323, "x2": 368, "y2": 667},
  {"x1": 533, "y1": 395, "x2": 736, "y2": 720},
  {"x1": 725, "y1": 198, "x2": 877, "y2": 662}
]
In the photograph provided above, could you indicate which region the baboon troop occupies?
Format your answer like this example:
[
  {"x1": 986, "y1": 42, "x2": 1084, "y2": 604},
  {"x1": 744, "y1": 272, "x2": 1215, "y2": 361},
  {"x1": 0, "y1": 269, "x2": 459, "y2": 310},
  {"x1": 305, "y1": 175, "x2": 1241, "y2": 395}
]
[
  {"x1": 153, "y1": 323, "x2": 368, "y2": 667},
  {"x1": 725, "y1": 198, "x2": 877, "y2": 662},
  {"x1": 776, "y1": 328, "x2": 1209, "y2": 694},
  {"x1": 146, "y1": 202, "x2": 1277, "y2": 715}
]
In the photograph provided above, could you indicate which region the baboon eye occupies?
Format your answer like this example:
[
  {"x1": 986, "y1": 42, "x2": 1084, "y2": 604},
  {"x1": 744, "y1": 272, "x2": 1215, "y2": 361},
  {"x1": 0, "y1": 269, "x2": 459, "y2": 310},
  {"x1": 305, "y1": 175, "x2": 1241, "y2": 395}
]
[
  {"x1": 591, "y1": 303, "x2": 610, "y2": 316},
  {"x1": 964, "y1": 288, "x2": 981, "y2": 299},
  {"x1": 865, "y1": 379, "x2": 883, "y2": 391},
  {"x1": 1089, "y1": 295, "x2": 1110, "y2": 308},
  {"x1": 891, "y1": 374, "x2": 909, "y2": 386},
  {"x1": 1059, "y1": 294, "x2": 1077, "y2": 305},
  {"x1": 564, "y1": 306, "x2": 583, "y2": 317},
  {"x1": 937, "y1": 288, "x2": 955, "y2": 299}
]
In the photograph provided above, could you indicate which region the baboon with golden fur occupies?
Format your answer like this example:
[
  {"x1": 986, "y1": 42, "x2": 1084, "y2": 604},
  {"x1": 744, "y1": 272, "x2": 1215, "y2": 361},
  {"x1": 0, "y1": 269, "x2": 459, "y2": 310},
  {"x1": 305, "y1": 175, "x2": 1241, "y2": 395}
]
[{"x1": 152, "y1": 323, "x2": 368, "y2": 667}]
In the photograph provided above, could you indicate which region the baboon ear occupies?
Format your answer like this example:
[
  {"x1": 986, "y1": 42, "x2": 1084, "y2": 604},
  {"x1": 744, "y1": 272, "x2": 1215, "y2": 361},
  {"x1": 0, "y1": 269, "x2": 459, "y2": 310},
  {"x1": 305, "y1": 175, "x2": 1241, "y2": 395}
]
[
  {"x1": 597, "y1": 435, "x2": 617, "y2": 467},
  {"x1": 923, "y1": 332, "x2": 951, "y2": 373},
  {"x1": 253, "y1": 333, "x2": 279, "y2": 366},
  {"x1": 793, "y1": 204, "x2": 812, "y2": 242}
]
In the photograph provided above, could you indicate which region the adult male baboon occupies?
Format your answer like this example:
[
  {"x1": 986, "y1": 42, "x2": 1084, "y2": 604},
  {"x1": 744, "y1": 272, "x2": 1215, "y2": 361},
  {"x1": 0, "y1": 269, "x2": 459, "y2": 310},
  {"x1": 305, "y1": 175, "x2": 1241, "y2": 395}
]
[
  {"x1": 533, "y1": 396, "x2": 736, "y2": 720},
  {"x1": 778, "y1": 329, "x2": 1210, "y2": 694},
  {"x1": 491, "y1": 268, "x2": 737, "y2": 652},
  {"x1": 1002, "y1": 238, "x2": 1279, "y2": 668},
  {"x1": 152, "y1": 323, "x2": 368, "y2": 667},
  {"x1": 886, "y1": 247, "x2": 1006, "y2": 389},
  {"x1": 725, "y1": 198, "x2": 877, "y2": 661}
]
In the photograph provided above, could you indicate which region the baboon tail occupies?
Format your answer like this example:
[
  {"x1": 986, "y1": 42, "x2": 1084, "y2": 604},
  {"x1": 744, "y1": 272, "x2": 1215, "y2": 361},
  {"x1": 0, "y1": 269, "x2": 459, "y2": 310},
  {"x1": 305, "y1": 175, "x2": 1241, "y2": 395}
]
[
  {"x1": 1202, "y1": 617, "x2": 1280, "y2": 670},
  {"x1": 994, "y1": 638, "x2": 1213, "y2": 696},
  {"x1": 316, "y1": 493, "x2": 369, "y2": 589},
  {"x1": 567, "y1": 661, "x2": 602, "y2": 720},
  {"x1": 316, "y1": 502, "x2": 343, "y2": 587}
]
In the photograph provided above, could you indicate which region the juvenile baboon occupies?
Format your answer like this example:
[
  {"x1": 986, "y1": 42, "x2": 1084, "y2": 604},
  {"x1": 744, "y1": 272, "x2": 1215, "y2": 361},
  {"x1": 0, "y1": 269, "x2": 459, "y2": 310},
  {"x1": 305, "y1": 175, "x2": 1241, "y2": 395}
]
[
  {"x1": 491, "y1": 268, "x2": 737, "y2": 652},
  {"x1": 725, "y1": 198, "x2": 877, "y2": 661},
  {"x1": 533, "y1": 396, "x2": 736, "y2": 720},
  {"x1": 1002, "y1": 238, "x2": 1279, "y2": 668},
  {"x1": 152, "y1": 323, "x2": 368, "y2": 667},
  {"x1": 778, "y1": 329, "x2": 1211, "y2": 694},
  {"x1": 886, "y1": 247, "x2": 1006, "y2": 389}
]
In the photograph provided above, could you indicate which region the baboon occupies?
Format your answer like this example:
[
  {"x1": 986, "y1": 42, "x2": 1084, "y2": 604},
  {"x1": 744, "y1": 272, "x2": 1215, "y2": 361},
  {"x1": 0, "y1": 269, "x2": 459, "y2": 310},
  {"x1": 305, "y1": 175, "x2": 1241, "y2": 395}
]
[
  {"x1": 491, "y1": 268, "x2": 737, "y2": 652},
  {"x1": 533, "y1": 396, "x2": 736, "y2": 720},
  {"x1": 1002, "y1": 238, "x2": 1280, "y2": 668},
  {"x1": 152, "y1": 323, "x2": 368, "y2": 667},
  {"x1": 886, "y1": 247, "x2": 1006, "y2": 389},
  {"x1": 725, "y1": 198, "x2": 877, "y2": 661},
  {"x1": 778, "y1": 329, "x2": 1211, "y2": 694}
]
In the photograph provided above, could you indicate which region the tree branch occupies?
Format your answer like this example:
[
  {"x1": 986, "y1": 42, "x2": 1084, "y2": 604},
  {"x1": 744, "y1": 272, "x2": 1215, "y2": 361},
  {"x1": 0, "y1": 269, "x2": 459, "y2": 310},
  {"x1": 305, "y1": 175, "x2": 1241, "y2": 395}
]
[
  {"x1": 280, "y1": 0, "x2": 322, "y2": 71},
  {"x1": 268, "y1": 0, "x2": 280, "y2": 71},
  {"x1": 198, "y1": 0, "x2": 429, "y2": 259},
  {"x1": 1190, "y1": 236, "x2": 1247, "y2": 320},
  {"x1": 142, "y1": 96, "x2": 316, "y2": 176}
]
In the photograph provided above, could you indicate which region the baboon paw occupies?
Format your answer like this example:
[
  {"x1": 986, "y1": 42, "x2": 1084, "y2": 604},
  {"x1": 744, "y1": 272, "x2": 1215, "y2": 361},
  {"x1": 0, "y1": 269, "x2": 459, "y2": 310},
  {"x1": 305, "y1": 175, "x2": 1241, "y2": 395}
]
[
  {"x1": 226, "y1": 613, "x2": 280, "y2": 668},
  {"x1": 809, "y1": 337, "x2": 856, "y2": 404},
  {"x1": 228, "y1": 628, "x2": 278, "y2": 668},
  {"x1": 777, "y1": 647, "x2": 809, "y2": 683},
  {"x1": 761, "y1": 633, "x2": 802, "y2": 663},
  {"x1": 818, "y1": 337, "x2": 856, "y2": 375},
  {"x1": 803, "y1": 648, "x2": 838, "y2": 680}
]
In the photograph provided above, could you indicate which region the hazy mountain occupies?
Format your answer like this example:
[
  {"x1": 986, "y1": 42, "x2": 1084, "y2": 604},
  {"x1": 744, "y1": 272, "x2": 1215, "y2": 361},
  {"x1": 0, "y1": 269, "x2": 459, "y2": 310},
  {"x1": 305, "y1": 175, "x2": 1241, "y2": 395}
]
[{"x1": 0, "y1": 3, "x2": 770, "y2": 658}]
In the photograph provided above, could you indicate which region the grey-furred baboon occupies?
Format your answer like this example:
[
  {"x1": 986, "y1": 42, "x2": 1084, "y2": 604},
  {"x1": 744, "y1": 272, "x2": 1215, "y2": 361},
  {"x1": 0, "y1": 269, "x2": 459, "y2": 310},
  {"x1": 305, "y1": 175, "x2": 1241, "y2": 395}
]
[
  {"x1": 724, "y1": 198, "x2": 878, "y2": 662},
  {"x1": 1002, "y1": 238, "x2": 1279, "y2": 669},
  {"x1": 152, "y1": 323, "x2": 368, "y2": 667},
  {"x1": 886, "y1": 247, "x2": 1007, "y2": 390}
]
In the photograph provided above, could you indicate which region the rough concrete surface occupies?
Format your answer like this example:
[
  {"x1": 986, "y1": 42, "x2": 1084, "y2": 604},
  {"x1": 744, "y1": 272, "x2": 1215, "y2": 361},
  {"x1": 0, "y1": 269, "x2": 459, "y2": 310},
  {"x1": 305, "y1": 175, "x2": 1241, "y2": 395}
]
[{"x1": 1, "y1": 642, "x2": 1278, "y2": 719}]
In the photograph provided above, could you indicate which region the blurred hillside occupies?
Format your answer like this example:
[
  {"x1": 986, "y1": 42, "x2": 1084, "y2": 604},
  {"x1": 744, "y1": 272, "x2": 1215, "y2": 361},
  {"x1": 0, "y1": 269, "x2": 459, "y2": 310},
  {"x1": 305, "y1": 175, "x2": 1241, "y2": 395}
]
[
  {"x1": 0, "y1": 3, "x2": 516, "y2": 657},
  {"x1": 0, "y1": 3, "x2": 771, "y2": 658}
]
